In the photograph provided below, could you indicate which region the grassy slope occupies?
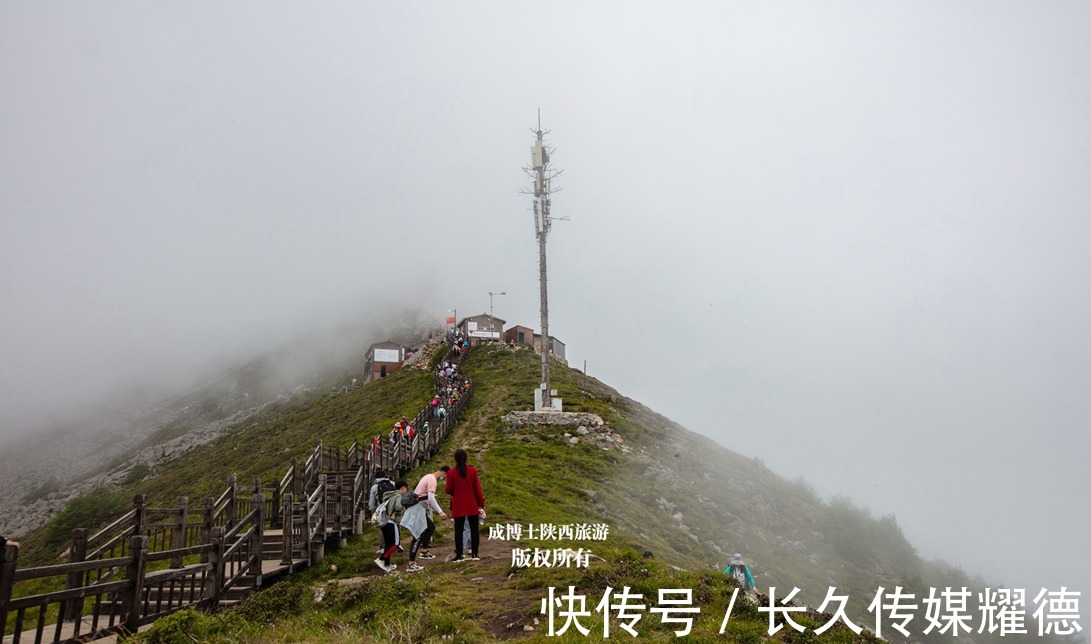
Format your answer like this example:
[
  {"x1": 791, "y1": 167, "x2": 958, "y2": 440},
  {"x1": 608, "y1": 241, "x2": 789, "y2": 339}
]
[
  {"x1": 17, "y1": 365, "x2": 433, "y2": 562},
  {"x1": 133, "y1": 345, "x2": 876, "y2": 642},
  {"x1": 26, "y1": 345, "x2": 1072, "y2": 642}
]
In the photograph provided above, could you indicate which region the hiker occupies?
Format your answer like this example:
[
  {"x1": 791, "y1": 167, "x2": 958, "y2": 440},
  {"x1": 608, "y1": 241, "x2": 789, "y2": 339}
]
[
  {"x1": 1, "y1": 535, "x2": 19, "y2": 550},
  {"x1": 724, "y1": 553, "x2": 757, "y2": 592},
  {"x1": 412, "y1": 467, "x2": 447, "y2": 558},
  {"x1": 397, "y1": 467, "x2": 447, "y2": 571},
  {"x1": 444, "y1": 448, "x2": 485, "y2": 561},
  {"x1": 374, "y1": 480, "x2": 410, "y2": 573},
  {"x1": 391, "y1": 417, "x2": 407, "y2": 442},
  {"x1": 368, "y1": 470, "x2": 393, "y2": 517},
  {"x1": 367, "y1": 472, "x2": 400, "y2": 551}
]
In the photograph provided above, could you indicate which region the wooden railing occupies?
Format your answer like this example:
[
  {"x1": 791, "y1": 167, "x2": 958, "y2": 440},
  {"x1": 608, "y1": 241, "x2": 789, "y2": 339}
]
[
  {"x1": 1, "y1": 499, "x2": 264, "y2": 643},
  {"x1": 1, "y1": 340, "x2": 474, "y2": 643}
]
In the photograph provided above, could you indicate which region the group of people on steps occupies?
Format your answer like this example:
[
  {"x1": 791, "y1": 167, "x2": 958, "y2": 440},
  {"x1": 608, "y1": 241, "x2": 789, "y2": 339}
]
[{"x1": 368, "y1": 448, "x2": 485, "y2": 573}]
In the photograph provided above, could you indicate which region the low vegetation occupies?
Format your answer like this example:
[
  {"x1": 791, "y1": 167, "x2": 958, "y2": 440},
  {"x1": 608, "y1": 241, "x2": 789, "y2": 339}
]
[{"x1": 17, "y1": 344, "x2": 1075, "y2": 642}]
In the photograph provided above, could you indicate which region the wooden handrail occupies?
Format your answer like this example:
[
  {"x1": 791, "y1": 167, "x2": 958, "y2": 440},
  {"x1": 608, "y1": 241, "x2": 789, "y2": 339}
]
[
  {"x1": 86, "y1": 526, "x2": 135, "y2": 561},
  {"x1": 222, "y1": 509, "x2": 258, "y2": 542},
  {"x1": 12, "y1": 555, "x2": 131, "y2": 582},
  {"x1": 86, "y1": 509, "x2": 137, "y2": 547},
  {"x1": 7, "y1": 340, "x2": 476, "y2": 643},
  {"x1": 212, "y1": 483, "x2": 234, "y2": 508}
]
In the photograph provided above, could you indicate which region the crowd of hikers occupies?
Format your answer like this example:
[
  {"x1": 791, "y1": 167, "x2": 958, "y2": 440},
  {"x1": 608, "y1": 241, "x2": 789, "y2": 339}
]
[
  {"x1": 364, "y1": 332, "x2": 485, "y2": 573},
  {"x1": 367, "y1": 448, "x2": 485, "y2": 573}
]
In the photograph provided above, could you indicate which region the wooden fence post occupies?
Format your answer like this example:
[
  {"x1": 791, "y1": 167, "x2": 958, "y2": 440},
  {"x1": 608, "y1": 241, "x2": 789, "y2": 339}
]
[
  {"x1": 280, "y1": 493, "x2": 293, "y2": 565},
  {"x1": 202, "y1": 526, "x2": 225, "y2": 609},
  {"x1": 330, "y1": 473, "x2": 340, "y2": 531},
  {"x1": 226, "y1": 475, "x2": 237, "y2": 529},
  {"x1": 350, "y1": 474, "x2": 360, "y2": 534},
  {"x1": 318, "y1": 473, "x2": 328, "y2": 538},
  {"x1": 171, "y1": 496, "x2": 188, "y2": 568},
  {"x1": 251, "y1": 478, "x2": 262, "y2": 530},
  {"x1": 201, "y1": 496, "x2": 214, "y2": 563},
  {"x1": 0, "y1": 542, "x2": 19, "y2": 637},
  {"x1": 250, "y1": 492, "x2": 264, "y2": 588},
  {"x1": 63, "y1": 528, "x2": 88, "y2": 621},
  {"x1": 132, "y1": 494, "x2": 147, "y2": 539},
  {"x1": 290, "y1": 458, "x2": 299, "y2": 497},
  {"x1": 123, "y1": 535, "x2": 148, "y2": 634},
  {"x1": 271, "y1": 477, "x2": 282, "y2": 530},
  {"x1": 303, "y1": 485, "x2": 313, "y2": 552},
  {"x1": 338, "y1": 474, "x2": 348, "y2": 531}
]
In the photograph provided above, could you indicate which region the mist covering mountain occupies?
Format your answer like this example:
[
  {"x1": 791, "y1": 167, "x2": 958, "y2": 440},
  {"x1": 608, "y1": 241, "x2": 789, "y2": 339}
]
[
  {"x1": 6, "y1": 341, "x2": 1082, "y2": 642},
  {"x1": 3, "y1": 0, "x2": 1089, "y2": 619}
]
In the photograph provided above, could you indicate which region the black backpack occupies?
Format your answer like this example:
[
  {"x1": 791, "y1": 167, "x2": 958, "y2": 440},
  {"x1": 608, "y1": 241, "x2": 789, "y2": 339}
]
[{"x1": 375, "y1": 478, "x2": 396, "y2": 498}]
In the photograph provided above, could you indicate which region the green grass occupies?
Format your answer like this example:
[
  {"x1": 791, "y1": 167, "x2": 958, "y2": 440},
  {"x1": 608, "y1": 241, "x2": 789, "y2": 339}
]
[{"x1": 17, "y1": 343, "x2": 1070, "y2": 643}]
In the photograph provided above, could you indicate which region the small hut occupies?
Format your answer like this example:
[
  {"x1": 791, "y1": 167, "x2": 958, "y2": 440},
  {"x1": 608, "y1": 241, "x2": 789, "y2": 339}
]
[{"x1": 364, "y1": 341, "x2": 405, "y2": 382}]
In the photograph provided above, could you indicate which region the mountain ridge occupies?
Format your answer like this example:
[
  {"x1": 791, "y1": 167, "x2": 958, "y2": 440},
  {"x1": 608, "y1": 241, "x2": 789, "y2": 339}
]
[{"x1": 8, "y1": 341, "x2": 1077, "y2": 642}]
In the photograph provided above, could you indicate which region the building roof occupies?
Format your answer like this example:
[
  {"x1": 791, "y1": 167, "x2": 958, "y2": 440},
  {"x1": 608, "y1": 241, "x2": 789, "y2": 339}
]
[
  {"x1": 532, "y1": 332, "x2": 565, "y2": 347},
  {"x1": 457, "y1": 313, "x2": 507, "y2": 327},
  {"x1": 367, "y1": 340, "x2": 404, "y2": 351}
]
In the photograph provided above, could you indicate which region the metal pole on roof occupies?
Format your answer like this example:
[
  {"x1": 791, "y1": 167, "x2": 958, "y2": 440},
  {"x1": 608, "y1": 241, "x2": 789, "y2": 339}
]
[{"x1": 489, "y1": 292, "x2": 506, "y2": 318}]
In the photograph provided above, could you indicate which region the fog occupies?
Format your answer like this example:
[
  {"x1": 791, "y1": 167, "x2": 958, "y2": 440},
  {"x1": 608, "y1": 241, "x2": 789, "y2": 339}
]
[{"x1": 2, "y1": 2, "x2": 1088, "y2": 599}]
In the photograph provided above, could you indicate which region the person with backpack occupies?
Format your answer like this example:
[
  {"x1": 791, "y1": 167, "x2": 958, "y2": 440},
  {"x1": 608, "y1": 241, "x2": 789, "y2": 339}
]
[
  {"x1": 724, "y1": 553, "x2": 757, "y2": 592},
  {"x1": 374, "y1": 480, "x2": 410, "y2": 573},
  {"x1": 368, "y1": 471, "x2": 401, "y2": 552},
  {"x1": 368, "y1": 470, "x2": 394, "y2": 517},
  {"x1": 404, "y1": 466, "x2": 449, "y2": 570},
  {"x1": 444, "y1": 449, "x2": 485, "y2": 561}
]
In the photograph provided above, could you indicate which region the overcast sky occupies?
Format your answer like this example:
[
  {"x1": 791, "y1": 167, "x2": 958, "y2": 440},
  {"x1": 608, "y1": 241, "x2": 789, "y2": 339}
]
[{"x1": 2, "y1": 2, "x2": 1088, "y2": 598}]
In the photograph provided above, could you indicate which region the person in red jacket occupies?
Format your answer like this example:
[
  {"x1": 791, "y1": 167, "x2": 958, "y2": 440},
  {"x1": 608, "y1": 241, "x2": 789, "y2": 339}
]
[{"x1": 444, "y1": 448, "x2": 485, "y2": 561}]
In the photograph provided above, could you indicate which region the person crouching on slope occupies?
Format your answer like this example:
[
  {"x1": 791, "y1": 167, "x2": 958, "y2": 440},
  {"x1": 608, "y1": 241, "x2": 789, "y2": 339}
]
[
  {"x1": 409, "y1": 466, "x2": 449, "y2": 568},
  {"x1": 444, "y1": 449, "x2": 485, "y2": 561},
  {"x1": 374, "y1": 480, "x2": 409, "y2": 573}
]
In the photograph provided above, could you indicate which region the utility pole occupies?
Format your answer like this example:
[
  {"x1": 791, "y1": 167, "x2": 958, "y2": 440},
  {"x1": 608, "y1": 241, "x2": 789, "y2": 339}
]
[
  {"x1": 488, "y1": 291, "x2": 506, "y2": 318},
  {"x1": 525, "y1": 110, "x2": 563, "y2": 410}
]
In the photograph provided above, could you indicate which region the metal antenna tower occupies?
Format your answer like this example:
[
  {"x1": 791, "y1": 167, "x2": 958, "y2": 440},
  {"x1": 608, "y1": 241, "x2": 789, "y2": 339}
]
[{"x1": 523, "y1": 109, "x2": 564, "y2": 410}]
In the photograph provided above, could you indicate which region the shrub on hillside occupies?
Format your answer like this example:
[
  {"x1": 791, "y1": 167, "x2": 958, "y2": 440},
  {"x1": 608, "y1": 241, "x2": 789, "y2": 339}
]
[
  {"x1": 122, "y1": 463, "x2": 150, "y2": 486},
  {"x1": 136, "y1": 607, "x2": 233, "y2": 643},
  {"x1": 43, "y1": 487, "x2": 127, "y2": 548}
]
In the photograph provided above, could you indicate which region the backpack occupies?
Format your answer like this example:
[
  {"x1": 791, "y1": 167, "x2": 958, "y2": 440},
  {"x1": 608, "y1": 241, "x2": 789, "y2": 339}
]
[
  {"x1": 401, "y1": 491, "x2": 420, "y2": 508},
  {"x1": 373, "y1": 503, "x2": 390, "y2": 527},
  {"x1": 372, "y1": 478, "x2": 395, "y2": 508},
  {"x1": 379, "y1": 490, "x2": 408, "y2": 524}
]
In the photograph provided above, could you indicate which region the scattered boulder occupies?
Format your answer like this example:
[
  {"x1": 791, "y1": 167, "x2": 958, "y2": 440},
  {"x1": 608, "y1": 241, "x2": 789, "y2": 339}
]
[{"x1": 501, "y1": 411, "x2": 605, "y2": 429}]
